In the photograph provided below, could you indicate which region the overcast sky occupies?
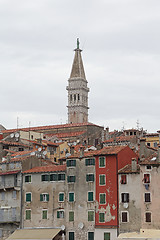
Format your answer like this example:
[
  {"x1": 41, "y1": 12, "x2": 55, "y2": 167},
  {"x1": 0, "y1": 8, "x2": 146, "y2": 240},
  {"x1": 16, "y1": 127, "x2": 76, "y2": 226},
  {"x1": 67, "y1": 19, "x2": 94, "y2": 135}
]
[{"x1": 0, "y1": 0, "x2": 160, "y2": 132}]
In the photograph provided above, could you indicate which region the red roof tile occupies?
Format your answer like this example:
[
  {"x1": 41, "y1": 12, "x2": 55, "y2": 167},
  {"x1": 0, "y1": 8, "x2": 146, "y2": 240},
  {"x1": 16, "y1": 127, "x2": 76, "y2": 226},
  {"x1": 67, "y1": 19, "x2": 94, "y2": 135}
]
[
  {"x1": 45, "y1": 131, "x2": 86, "y2": 138},
  {"x1": 118, "y1": 164, "x2": 140, "y2": 174},
  {"x1": 0, "y1": 140, "x2": 28, "y2": 147},
  {"x1": 23, "y1": 164, "x2": 66, "y2": 174},
  {"x1": 0, "y1": 170, "x2": 20, "y2": 176}
]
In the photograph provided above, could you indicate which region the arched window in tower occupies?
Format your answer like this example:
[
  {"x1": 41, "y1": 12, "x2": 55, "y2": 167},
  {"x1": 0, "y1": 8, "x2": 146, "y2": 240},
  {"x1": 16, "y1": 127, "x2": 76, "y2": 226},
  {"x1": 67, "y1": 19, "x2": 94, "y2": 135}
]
[
  {"x1": 74, "y1": 94, "x2": 76, "y2": 101},
  {"x1": 78, "y1": 94, "x2": 80, "y2": 101}
]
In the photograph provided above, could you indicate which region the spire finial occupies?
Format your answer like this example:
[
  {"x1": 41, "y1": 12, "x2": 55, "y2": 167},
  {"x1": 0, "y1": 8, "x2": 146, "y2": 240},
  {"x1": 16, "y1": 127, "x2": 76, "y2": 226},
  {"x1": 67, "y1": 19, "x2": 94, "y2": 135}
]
[{"x1": 77, "y1": 38, "x2": 80, "y2": 49}]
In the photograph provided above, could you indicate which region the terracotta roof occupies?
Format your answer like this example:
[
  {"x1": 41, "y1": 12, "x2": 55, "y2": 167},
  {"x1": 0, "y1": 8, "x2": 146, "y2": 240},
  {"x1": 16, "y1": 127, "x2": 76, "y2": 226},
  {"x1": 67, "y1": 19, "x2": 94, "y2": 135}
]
[
  {"x1": 145, "y1": 133, "x2": 159, "y2": 137},
  {"x1": 0, "y1": 170, "x2": 20, "y2": 176},
  {"x1": 118, "y1": 164, "x2": 140, "y2": 174},
  {"x1": 0, "y1": 140, "x2": 28, "y2": 147},
  {"x1": 23, "y1": 164, "x2": 66, "y2": 174},
  {"x1": 61, "y1": 145, "x2": 128, "y2": 159},
  {"x1": 103, "y1": 135, "x2": 135, "y2": 144},
  {"x1": 2, "y1": 122, "x2": 101, "y2": 134},
  {"x1": 45, "y1": 131, "x2": 86, "y2": 138},
  {"x1": 140, "y1": 153, "x2": 160, "y2": 165},
  {"x1": 11, "y1": 150, "x2": 34, "y2": 157}
]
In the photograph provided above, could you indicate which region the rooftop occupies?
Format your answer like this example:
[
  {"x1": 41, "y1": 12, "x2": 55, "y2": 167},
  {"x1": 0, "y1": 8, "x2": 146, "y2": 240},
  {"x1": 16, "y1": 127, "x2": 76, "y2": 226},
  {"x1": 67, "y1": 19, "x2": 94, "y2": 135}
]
[{"x1": 23, "y1": 164, "x2": 66, "y2": 174}]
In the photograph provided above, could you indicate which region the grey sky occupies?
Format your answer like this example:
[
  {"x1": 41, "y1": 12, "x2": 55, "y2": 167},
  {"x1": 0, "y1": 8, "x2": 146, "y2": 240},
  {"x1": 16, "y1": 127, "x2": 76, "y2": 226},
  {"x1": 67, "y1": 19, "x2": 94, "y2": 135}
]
[{"x1": 0, "y1": 0, "x2": 160, "y2": 132}]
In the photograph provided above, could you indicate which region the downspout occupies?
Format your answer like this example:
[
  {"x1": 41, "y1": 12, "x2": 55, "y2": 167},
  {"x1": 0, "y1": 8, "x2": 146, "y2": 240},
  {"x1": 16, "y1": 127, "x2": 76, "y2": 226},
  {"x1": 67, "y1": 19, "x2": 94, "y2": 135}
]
[
  {"x1": 116, "y1": 155, "x2": 119, "y2": 237},
  {"x1": 20, "y1": 172, "x2": 23, "y2": 229}
]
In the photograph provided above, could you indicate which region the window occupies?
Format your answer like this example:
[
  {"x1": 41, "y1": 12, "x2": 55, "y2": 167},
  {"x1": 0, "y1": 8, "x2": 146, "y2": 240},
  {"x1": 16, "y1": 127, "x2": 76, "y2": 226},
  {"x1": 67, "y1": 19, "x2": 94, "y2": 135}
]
[
  {"x1": 58, "y1": 173, "x2": 65, "y2": 181},
  {"x1": 69, "y1": 192, "x2": 74, "y2": 202},
  {"x1": 42, "y1": 209, "x2": 47, "y2": 219},
  {"x1": 78, "y1": 94, "x2": 80, "y2": 101},
  {"x1": 145, "y1": 212, "x2": 151, "y2": 222},
  {"x1": 99, "y1": 156, "x2": 105, "y2": 167},
  {"x1": 12, "y1": 190, "x2": 17, "y2": 199},
  {"x1": 40, "y1": 193, "x2": 49, "y2": 202},
  {"x1": 88, "y1": 232, "x2": 94, "y2": 240},
  {"x1": 25, "y1": 175, "x2": 31, "y2": 183},
  {"x1": 145, "y1": 193, "x2": 151, "y2": 203},
  {"x1": 154, "y1": 142, "x2": 157, "y2": 147},
  {"x1": 69, "y1": 211, "x2": 74, "y2": 221},
  {"x1": 57, "y1": 210, "x2": 64, "y2": 219},
  {"x1": 85, "y1": 158, "x2": 95, "y2": 166},
  {"x1": 100, "y1": 193, "x2": 106, "y2": 204},
  {"x1": 143, "y1": 174, "x2": 150, "y2": 183},
  {"x1": 50, "y1": 174, "x2": 58, "y2": 181},
  {"x1": 70, "y1": 95, "x2": 72, "y2": 101},
  {"x1": 74, "y1": 94, "x2": 76, "y2": 101},
  {"x1": 88, "y1": 192, "x2": 94, "y2": 202},
  {"x1": 67, "y1": 176, "x2": 76, "y2": 183},
  {"x1": 121, "y1": 193, "x2": 129, "y2": 203},
  {"x1": 26, "y1": 209, "x2": 31, "y2": 220},
  {"x1": 69, "y1": 232, "x2": 74, "y2": 240},
  {"x1": 41, "y1": 174, "x2": 49, "y2": 182},
  {"x1": 121, "y1": 211, "x2": 128, "y2": 222},
  {"x1": 146, "y1": 165, "x2": 152, "y2": 170},
  {"x1": 120, "y1": 175, "x2": 127, "y2": 184},
  {"x1": 67, "y1": 160, "x2": 76, "y2": 167},
  {"x1": 86, "y1": 174, "x2": 94, "y2": 182},
  {"x1": 99, "y1": 212, "x2": 105, "y2": 223},
  {"x1": 59, "y1": 193, "x2": 64, "y2": 202},
  {"x1": 99, "y1": 175, "x2": 105, "y2": 185},
  {"x1": 104, "y1": 233, "x2": 110, "y2": 240},
  {"x1": 88, "y1": 211, "x2": 94, "y2": 221},
  {"x1": 26, "y1": 193, "x2": 31, "y2": 202}
]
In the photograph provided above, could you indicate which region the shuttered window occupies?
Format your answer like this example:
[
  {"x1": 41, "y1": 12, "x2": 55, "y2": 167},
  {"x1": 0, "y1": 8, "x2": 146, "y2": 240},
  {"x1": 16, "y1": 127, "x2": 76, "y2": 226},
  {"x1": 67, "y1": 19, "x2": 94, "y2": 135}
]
[
  {"x1": 88, "y1": 192, "x2": 94, "y2": 202},
  {"x1": 85, "y1": 158, "x2": 95, "y2": 166},
  {"x1": 57, "y1": 210, "x2": 64, "y2": 219},
  {"x1": 50, "y1": 174, "x2": 58, "y2": 181},
  {"x1": 99, "y1": 212, "x2": 105, "y2": 223},
  {"x1": 121, "y1": 212, "x2": 128, "y2": 222},
  {"x1": 88, "y1": 232, "x2": 94, "y2": 240},
  {"x1": 40, "y1": 193, "x2": 49, "y2": 202},
  {"x1": 69, "y1": 211, "x2": 74, "y2": 221},
  {"x1": 67, "y1": 176, "x2": 76, "y2": 183},
  {"x1": 145, "y1": 193, "x2": 151, "y2": 202},
  {"x1": 26, "y1": 193, "x2": 31, "y2": 202},
  {"x1": 25, "y1": 175, "x2": 31, "y2": 183},
  {"x1": 100, "y1": 193, "x2": 106, "y2": 204},
  {"x1": 59, "y1": 193, "x2": 64, "y2": 202},
  {"x1": 86, "y1": 174, "x2": 94, "y2": 182},
  {"x1": 69, "y1": 232, "x2": 74, "y2": 240},
  {"x1": 99, "y1": 175, "x2": 105, "y2": 185},
  {"x1": 121, "y1": 193, "x2": 129, "y2": 203},
  {"x1": 67, "y1": 160, "x2": 76, "y2": 167},
  {"x1": 69, "y1": 192, "x2": 74, "y2": 202},
  {"x1": 26, "y1": 210, "x2": 31, "y2": 220},
  {"x1": 99, "y1": 156, "x2": 105, "y2": 167},
  {"x1": 145, "y1": 212, "x2": 151, "y2": 222},
  {"x1": 41, "y1": 174, "x2": 49, "y2": 182},
  {"x1": 88, "y1": 211, "x2": 94, "y2": 221},
  {"x1": 58, "y1": 173, "x2": 65, "y2": 181},
  {"x1": 104, "y1": 233, "x2": 110, "y2": 240},
  {"x1": 42, "y1": 210, "x2": 47, "y2": 219}
]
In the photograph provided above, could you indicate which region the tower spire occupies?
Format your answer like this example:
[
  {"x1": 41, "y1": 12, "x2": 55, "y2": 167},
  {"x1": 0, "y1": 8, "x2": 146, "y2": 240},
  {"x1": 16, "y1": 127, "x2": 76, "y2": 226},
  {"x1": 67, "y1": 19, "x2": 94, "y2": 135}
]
[{"x1": 66, "y1": 39, "x2": 89, "y2": 124}]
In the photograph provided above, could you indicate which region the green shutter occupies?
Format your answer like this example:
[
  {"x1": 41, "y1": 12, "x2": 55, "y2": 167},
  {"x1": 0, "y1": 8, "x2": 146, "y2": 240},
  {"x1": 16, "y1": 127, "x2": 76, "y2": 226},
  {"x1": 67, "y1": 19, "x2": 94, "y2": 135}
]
[
  {"x1": 73, "y1": 176, "x2": 76, "y2": 182},
  {"x1": 41, "y1": 175, "x2": 49, "y2": 181},
  {"x1": 88, "y1": 211, "x2": 94, "y2": 221},
  {"x1": 86, "y1": 174, "x2": 89, "y2": 182},
  {"x1": 26, "y1": 193, "x2": 31, "y2": 202},
  {"x1": 57, "y1": 211, "x2": 60, "y2": 218},
  {"x1": 67, "y1": 160, "x2": 69, "y2": 167},
  {"x1": 26, "y1": 210, "x2": 31, "y2": 220},
  {"x1": 50, "y1": 174, "x2": 58, "y2": 181},
  {"x1": 100, "y1": 194, "x2": 105, "y2": 204},
  {"x1": 73, "y1": 160, "x2": 76, "y2": 166},
  {"x1": 99, "y1": 212, "x2": 104, "y2": 222},
  {"x1": 40, "y1": 194, "x2": 43, "y2": 201},
  {"x1": 92, "y1": 158, "x2": 95, "y2": 165},
  {"x1": 59, "y1": 193, "x2": 64, "y2": 202},
  {"x1": 88, "y1": 192, "x2": 93, "y2": 201},
  {"x1": 46, "y1": 194, "x2": 49, "y2": 201},
  {"x1": 85, "y1": 159, "x2": 88, "y2": 166},
  {"x1": 69, "y1": 193, "x2": 74, "y2": 202},
  {"x1": 42, "y1": 210, "x2": 47, "y2": 219},
  {"x1": 104, "y1": 233, "x2": 110, "y2": 240},
  {"x1": 88, "y1": 232, "x2": 94, "y2": 240},
  {"x1": 69, "y1": 211, "x2": 74, "y2": 221},
  {"x1": 69, "y1": 232, "x2": 74, "y2": 240}
]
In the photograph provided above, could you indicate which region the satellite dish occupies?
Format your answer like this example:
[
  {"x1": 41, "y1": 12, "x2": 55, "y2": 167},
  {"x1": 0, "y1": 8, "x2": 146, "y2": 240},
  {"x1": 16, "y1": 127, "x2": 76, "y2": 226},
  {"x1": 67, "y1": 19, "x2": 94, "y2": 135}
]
[
  {"x1": 30, "y1": 152, "x2": 35, "y2": 156},
  {"x1": 43, "y1": 151, "x2": 47, "y2": 156},
  {"x1": 78, "y1": 222, "x2": 84, "y2": 229},
  {"x1": 123, "y1": 203, "x2": 128, "y2": 209},
  {"x1": 10, "y1": 133, "x2": 14, "y2": 138},
  {"x1": 66, "y1": 153, "x2": 71, "y2": 157},
  {"x1": 38, "y1": 147, "x2": 42, "y2": 152},
  {"x1": 61, "y1": 225, "x2": 65, "y2": 231},
  {"x1": 15, "y1": 133, "x2": 19, "y2": 138}
]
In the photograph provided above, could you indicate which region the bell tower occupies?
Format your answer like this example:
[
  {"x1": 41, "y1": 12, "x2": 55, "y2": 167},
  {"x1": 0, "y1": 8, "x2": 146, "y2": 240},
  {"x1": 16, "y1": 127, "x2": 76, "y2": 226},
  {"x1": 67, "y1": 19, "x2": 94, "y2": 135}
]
[{"x1": 67, "y1": 39, "x2": 89, "y2": 124}]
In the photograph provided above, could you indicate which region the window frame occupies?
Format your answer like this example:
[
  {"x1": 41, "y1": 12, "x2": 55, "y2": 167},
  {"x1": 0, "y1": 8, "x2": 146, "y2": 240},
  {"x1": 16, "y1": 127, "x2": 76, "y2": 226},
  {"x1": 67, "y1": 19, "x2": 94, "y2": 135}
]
[
  {"x1": 145, "y1": 212, "x2": 151, "y2": 222},
  {"x1": 69, "y1": 192, "x2": 75, "y2": 202},
  {"x1": 25, "y1": 192, "x2": 32, "y2": 202},
  {"x1": 67, "y1": 175, "x2": 76, "y2": 183},
  {"x1": 59, "y1": 192, "x2": 64, "y2": 202},
  {"x1": 121, "y1": 193, "x2": 129, "y2": 203},
  {"x1": 88, "y1": 232, "x2": 94, "y2": 240},
  {"x1": 67, "y1": 159, "x2": 76, "y2": 167},
  {"x1": 88, "y1": 191, "x2": 94, "y2": 202},
  {"x1": 41, "y1": 174, "x2": 49, "y2": 182},
  {"x1": 69, "y1": 232, "x2": 75, "y2": 240},
  {"x1": 42, "y1": 209, "x2": 48, "y2": 219},
  {"x1": 57, "y1": 210, "x2": 64, "y2": 219},
  {"x1": 143, "y1": 173, "x2": 151, "y2": 184},
  {"x1": 40, "y1": 193, "x2": 49, "y2": 202},
  {"x1": 85, "y1": 158, "x2": 95, "y2": 166},
  {"x1": 99, "y1": 212, "x2": 105, "y2": 223},
  {"x1": 69, "y1": 211, "x2": 74, "y2": 222},
  {"x1": 121, "y1": 211, "x2": 129, "y2": 223},
  {"x1": 144, "y1": 192, "x2": 151, "y2": 203},
  {"x1": 99, "y1": 174, "x2": 106, "y2": 186},
  {"x1": 25, "y1": 175, "x2": 32, "y2": 183},
  {"x1": 88, "y1": 210, "x2": 94, "y2": 222},
  {"x1": 25, "y1": 209, "x2": 31, "y2": 220},
  {"x1": 104, "y1": 232, "x2": 110, "y2": 240},
  {"x1": 120, "y1": 174, "x2": 127, "y2": 184},
  {"x1": 99, "y1": 156, "x2": 105, "y2": 168},
  {"x1": 99, "y1": 193, "x2": 106, "y2": 204},
  {"x1": 86, "y1": 173, "x2": 94, "y2": 182}
]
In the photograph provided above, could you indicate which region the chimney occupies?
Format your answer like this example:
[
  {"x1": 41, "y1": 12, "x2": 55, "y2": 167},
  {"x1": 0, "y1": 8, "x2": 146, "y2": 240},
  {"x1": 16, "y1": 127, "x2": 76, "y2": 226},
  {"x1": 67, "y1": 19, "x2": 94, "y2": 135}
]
[
  {"x1": 70, "y1": 146, "x2": 74, "y2": 155},
  {"x1": 131, "y1": 158, "x2": 137, "y2": 172},
  {"x1": 80, "y1": 146, "x2": 85, "y2": 158},
  {"x1": 106, "y1": 127, "x2": 109, "y2": 140},
  {"x1": 139, "y1": 138, "x2": 146, "y2": 158}
]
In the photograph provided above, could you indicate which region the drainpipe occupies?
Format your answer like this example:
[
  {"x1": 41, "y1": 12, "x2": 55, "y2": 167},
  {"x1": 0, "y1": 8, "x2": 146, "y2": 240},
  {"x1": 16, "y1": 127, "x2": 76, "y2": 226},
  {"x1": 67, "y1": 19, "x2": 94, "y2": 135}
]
[{"x1": 20, "y1": 172, "x2": 23, "y2": 229}]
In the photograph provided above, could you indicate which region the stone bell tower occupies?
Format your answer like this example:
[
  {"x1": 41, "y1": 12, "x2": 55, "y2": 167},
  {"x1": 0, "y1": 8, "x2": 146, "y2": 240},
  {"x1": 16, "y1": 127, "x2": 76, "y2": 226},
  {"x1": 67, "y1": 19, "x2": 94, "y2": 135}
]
[{"x1": 66, "y1": 39, "x2": 89, "y2": 124}]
